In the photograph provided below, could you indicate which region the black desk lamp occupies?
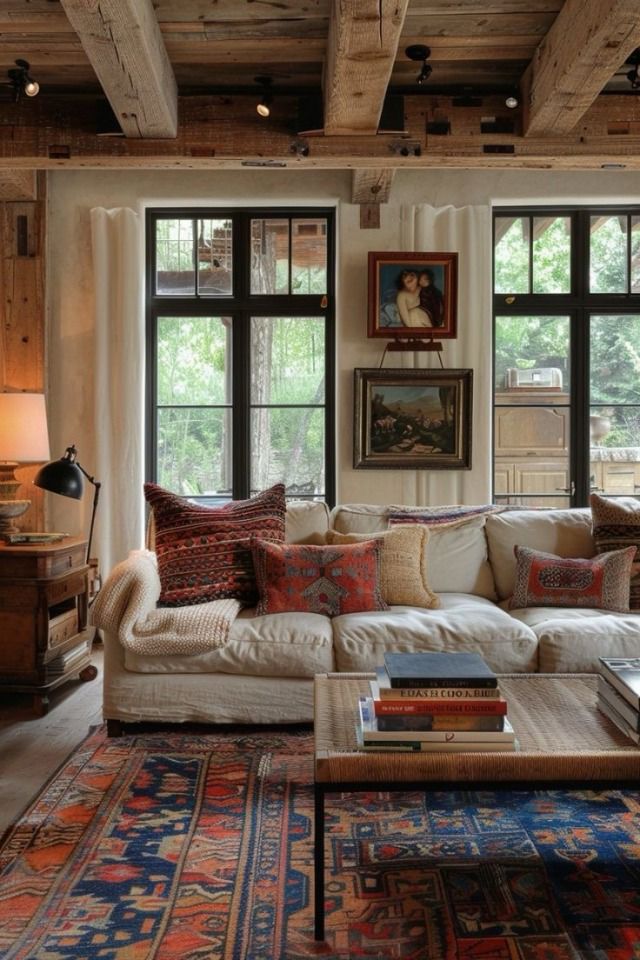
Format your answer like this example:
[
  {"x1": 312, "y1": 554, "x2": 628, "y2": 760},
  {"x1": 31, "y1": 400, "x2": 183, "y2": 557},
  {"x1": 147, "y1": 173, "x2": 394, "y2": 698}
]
[{"x1": 34, "y1": 445, "x2": 101, "y2": 565}]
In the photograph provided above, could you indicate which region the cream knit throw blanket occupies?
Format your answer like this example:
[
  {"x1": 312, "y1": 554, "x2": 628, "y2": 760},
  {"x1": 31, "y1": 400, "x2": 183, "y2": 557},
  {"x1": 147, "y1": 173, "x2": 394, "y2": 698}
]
[{"x1": 91, "y1": 550, "x2": 240, "y2": 657}]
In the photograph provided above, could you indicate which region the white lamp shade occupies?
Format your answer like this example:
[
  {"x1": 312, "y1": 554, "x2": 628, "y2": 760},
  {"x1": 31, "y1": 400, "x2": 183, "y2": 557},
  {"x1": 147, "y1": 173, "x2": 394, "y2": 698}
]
[{"x1": 0, "y1": 393, "x2": 50, "y2": 462}]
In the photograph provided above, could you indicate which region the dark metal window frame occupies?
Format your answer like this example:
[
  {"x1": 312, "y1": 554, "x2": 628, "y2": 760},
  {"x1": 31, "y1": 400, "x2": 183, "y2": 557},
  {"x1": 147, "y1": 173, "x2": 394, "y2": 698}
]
[
  {"x1": 145, "y1": 206, "x2": 336, "y2": 505},
  {"x1": 493, "y1": 205, "x2": 640, "y2": 506}
]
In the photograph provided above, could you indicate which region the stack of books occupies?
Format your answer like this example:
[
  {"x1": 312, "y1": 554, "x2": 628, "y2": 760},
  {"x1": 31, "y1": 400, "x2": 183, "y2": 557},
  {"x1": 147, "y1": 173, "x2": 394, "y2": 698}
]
[
  {"x1": 357, "y1": 651, "x2": 517, "y2": 752},
  {"x1": 596, "y1": 657, "x2": 640, "y2": 744}
]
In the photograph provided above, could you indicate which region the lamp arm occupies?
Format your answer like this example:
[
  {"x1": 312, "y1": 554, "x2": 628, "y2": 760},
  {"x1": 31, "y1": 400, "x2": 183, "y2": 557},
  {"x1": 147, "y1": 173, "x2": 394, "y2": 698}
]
[{"x1": 75, "y1": 459, "x2": 101, "y2": 566}]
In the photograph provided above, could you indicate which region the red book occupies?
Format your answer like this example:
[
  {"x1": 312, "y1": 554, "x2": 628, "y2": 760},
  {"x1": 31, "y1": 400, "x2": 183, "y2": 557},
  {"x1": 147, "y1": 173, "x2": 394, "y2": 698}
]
[{"x1": 372, "y1": 696, "x2": 508, "y2": 716}]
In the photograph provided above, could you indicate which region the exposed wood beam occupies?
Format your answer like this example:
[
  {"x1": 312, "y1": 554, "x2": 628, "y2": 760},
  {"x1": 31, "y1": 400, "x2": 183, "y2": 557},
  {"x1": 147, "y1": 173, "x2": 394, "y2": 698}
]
[
  {"x1": 0, "y1": 170, "x2": 37, "y2": 201},
  {"x1": 523, "y1": 0, "x2": 640, "y2": 136},
  {"x1": 59, "y1": 0, "x2": 178, "y2": 139},
  {"x1": 351, "y1": 169, "x2": 395, "y2": 204},
  {"x1": 324, "y1": 0, "x2": 410, "y2": 136}
]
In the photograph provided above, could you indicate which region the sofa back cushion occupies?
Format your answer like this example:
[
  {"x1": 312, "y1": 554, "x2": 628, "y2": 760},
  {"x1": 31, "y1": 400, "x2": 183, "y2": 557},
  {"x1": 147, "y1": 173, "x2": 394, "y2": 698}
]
[
  {"x1": 330, "y1": 503, "x2": 497, "y2": 600},
  {"x1": 285, "y1": 499, "x2": 330, "y2": 544},
  {"x1": 485, "y1": 508, "x2": 594, "y2": 601}
]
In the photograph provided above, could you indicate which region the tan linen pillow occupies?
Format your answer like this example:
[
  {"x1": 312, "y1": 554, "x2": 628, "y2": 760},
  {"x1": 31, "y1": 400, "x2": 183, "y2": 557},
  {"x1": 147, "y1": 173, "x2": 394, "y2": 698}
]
[{"x1": 326, "y1": 525, "x2": 439, "y2": 609}]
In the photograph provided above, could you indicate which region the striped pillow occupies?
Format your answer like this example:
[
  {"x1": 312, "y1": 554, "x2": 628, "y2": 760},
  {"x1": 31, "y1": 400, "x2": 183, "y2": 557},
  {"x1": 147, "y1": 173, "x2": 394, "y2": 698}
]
[
  {"x1": 144, "y1": 483, "x2": 286, "y2": 606},
  {"x1": 590, "y1": 493, "x2": 640, "y2": 609}
]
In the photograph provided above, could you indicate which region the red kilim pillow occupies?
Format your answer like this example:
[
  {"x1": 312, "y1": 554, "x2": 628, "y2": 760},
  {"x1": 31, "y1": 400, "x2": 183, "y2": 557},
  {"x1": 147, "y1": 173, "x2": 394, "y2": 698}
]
[
  {"x1": 144, "y1": 482, "x2": 286, "y2": 606},
  {"x1": 251, "y1": 538, "x2": 389, "y2": 617},
  {"x1": 509, "y1": 544, "x2": 635, "y2": 612}
]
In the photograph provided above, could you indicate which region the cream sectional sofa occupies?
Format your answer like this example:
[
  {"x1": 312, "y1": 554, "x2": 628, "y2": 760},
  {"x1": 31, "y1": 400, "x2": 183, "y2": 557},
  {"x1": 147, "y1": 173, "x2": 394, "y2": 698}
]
[{"x1": 102, "y1": 501, "x2": 640, "y2": 733}]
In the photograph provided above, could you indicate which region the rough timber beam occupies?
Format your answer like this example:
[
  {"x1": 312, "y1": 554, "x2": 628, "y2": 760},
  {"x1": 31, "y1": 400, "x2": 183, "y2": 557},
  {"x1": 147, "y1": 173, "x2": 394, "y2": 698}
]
[
  {"x1": 0, "y1": 170, "x2": 37, "y2": 201},
  {"x1": 59, "y1": 0, "x2": 178, "y2": 138},
  {"x1": 523, "y1": 0, "x2": 640, "y2": 137},
  {"x1": 324, "y1": 0, "x2": 410, "y2": 136},
  {"x1": 351, "y1": 169, "x2": 395, "y2": 204}
]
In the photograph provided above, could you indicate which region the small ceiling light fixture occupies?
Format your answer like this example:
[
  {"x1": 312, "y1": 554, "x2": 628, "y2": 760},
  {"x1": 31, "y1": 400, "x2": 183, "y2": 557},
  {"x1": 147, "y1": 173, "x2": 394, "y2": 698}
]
[
  {"x1": 505, "y1": 91, "x2": 519, "y2": 109},
  {"x1": 7, "y1": 59, "x2": 39, "y2": 101},
  {"x1": 627, "y1": 53, "x2": 640, "y2": 91},
  {"x1": 255, "y1": 75, "x2": 273, "y2": 118},
  {"x1": 405, "y1": 45, "x2": 432, "y2": 86}
]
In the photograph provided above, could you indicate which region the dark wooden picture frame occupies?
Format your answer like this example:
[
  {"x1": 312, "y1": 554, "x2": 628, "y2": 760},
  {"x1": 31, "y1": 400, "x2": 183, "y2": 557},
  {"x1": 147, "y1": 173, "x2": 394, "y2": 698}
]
[
  {"x1": 354, "y1": 368, "x2": 473, "y2": 469},
  {"x1": 367, "y1": 251, "x2": 458, "y2": 339}
]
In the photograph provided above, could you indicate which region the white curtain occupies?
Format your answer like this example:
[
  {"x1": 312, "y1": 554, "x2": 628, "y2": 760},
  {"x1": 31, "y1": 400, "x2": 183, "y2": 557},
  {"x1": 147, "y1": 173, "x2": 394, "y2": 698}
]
[
  {"x1": 394, "y1": 203, "x2": 492, "y2": 506},
  {"x1": 91, "y1": 207, "x2": 145, "y2": 574}
]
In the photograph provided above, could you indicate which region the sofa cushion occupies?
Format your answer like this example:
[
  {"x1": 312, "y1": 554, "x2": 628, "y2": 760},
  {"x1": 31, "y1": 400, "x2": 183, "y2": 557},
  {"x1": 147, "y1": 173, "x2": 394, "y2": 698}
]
[
  {"x1": 123, "y1": 607, "x2": 334, "y2": 677},
  {"x1": 252, "y1": 538, "x2": 388, "y2": 616},
  {"x1": 510, "y1": 545, "x2": 634, "y2": 612},
  {"x1": 331, "y1": 593, "x2": 538, "y2": 674},
  {"x1": 486, "y1": 508, "x2": 593, "y2": 601},
  {"x1": 507, "y1": 605, "x2": 640, "y2": 673},
  {"x1": 327, "y1": 526, "x2": 439, "y2": 609},
  {"x1": 285, "y1": 499, "x2": 330, "y2": 544},
  {"x1": 590, "y1": 493, "x2": 640, "y2": 609},
  {"x1": 330, "y1": 503, "x2": 497, "y2": 599},
  {"x1": 144, "y1": 482, "x2": 286, "y2": 606}
]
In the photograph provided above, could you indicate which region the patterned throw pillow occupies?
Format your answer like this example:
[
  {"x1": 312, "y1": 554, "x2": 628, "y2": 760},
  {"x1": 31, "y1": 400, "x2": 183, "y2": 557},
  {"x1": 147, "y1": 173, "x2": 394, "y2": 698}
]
[
  {"x1": 144, "y1": 483, "x2": 286, "y2": 606},
  {"x1": 388, "y1": 504, "x2": 505, "y2": 530},
  {"x1": 251, "y1": 538, "x2": 388, "y2": 617},
  {"x1": 590, "y1": 493, "x2": 640, "y2": 609},
  {"x1": 326, "y1": 526, "x2": 439, "y2": 609},
  {"x1": 509, "y1": 544, "x2": 635, "y2": 612}
]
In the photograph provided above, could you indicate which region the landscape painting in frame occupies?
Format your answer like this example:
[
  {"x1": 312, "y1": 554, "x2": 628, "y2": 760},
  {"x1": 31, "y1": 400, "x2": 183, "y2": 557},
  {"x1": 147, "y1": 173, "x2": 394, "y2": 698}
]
[
  {"x1": 368, "y1": 251, "x2": 458, "y2": 339},
  {"x1": 354, "y1": 368, "x2": 472, "y2": 469}
]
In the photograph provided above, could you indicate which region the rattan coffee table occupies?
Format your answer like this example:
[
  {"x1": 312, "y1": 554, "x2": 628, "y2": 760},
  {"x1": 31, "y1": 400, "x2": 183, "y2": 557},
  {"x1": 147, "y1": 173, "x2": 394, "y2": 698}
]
[{"x1": 313, "y1": 672, "x2": 640, "y2": 941}]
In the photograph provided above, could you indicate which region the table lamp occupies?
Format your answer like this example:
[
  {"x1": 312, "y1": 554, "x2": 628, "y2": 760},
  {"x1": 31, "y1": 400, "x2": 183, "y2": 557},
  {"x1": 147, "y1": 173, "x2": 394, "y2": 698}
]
[
  {"x1": 0, "y1": 393, "x2": 50, "y2": 534},
  {"x1": 34, "y1": 445, "x2": 101, "y2": 565}
]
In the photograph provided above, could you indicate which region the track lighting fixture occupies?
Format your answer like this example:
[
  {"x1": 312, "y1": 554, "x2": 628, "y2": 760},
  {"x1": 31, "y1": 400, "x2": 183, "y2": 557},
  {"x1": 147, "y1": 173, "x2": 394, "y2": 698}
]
[
  {"x1": 405, "y1": 45, "x2": 432, "y2": 86},
  {"x1": 290, "y1": 138, "x2": 310, "y2": 157},
  {"x1": 627, "y1": 63, "x2": 640, "y2": 90},
  {"x1": 7, "y1": 59, "x2": 39, "y2": 101},
  {"x1": 255, "y1": 75, "x2": 273, "y2": 117}
]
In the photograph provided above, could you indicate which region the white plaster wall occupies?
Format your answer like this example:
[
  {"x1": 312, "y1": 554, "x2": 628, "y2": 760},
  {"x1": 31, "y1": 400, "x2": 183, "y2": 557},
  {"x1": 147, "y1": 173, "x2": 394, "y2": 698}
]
[{"x1": 46, "y1": 167, "x2": 640, "y2": 534}]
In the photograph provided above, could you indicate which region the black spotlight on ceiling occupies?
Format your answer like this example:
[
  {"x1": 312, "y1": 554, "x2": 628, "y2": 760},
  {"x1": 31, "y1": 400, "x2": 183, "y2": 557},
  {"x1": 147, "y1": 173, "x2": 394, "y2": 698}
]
[
  {"x1": 405, "y1": 45, "x2": 432, "y2": 86},
  {"x1": 255, "y1": 75, "x2": 273, "y2": 118},
  {"x1": 627, "y1": 51, "x2": 640, "y2": 91},
  {"x1": 7, "y1": 59, "x2": 39, "y2": 102}
]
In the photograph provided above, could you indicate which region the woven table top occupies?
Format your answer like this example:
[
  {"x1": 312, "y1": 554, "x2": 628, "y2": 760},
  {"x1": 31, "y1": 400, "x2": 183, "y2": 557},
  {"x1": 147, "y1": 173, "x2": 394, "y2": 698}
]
[{"x1": 314, "y1": 673, "x2": 640, "y2": 785}]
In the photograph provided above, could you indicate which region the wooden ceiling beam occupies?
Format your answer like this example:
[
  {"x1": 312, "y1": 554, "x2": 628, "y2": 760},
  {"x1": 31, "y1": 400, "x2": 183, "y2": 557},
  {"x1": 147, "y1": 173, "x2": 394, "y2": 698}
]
[
  {"x1": 0, "y1": 170, "x2": 37, "y2": 201},
  {"x1": 523, "y1": 0, "x2": 640, "y2": 137},
  {"x1": 352, "y1": 169, "x2": 395, "y2": 204},
  {"x1": 324, "y1": 0, "x2": 410, "y2": 136},
  {"x1": 59, "y1": 0, "x2": 178, "y2": 139}
]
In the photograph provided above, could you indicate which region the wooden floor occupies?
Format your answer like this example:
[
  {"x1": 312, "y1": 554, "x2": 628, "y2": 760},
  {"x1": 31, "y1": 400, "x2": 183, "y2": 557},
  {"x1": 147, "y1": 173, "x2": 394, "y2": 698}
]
[{"x1": 0, "y1": 646, "x2": 104, "y2": 837}]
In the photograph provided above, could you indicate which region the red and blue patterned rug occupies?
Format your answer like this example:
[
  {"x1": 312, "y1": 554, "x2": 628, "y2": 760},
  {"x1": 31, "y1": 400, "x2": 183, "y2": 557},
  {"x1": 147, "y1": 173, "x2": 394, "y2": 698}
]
[{"x1": 1, "y1": 725, "x2": 640, "y2": 959}]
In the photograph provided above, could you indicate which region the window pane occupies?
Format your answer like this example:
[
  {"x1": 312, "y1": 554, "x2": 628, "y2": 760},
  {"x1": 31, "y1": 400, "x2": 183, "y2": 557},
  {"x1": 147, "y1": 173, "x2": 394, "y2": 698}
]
[
  {"x1": 157, "y1": 317, "x2": 231, "y2": 405},
  {"x1": 590, "y1": 215, "x2": 627, "y2": 293},
  {"x1": 494, "y1": 315, "x2": 570, "y2": 393},
  {"x1": 495, "y1": 495, "x2": 571, "y2": 508},
  {"x1": 251, "y1": 218, "x2": 289, "y2": 294},
  {"x1": 632, "y1": 217, "x2": 640, "y2": 293},
  {"x1": 250, "y1": 407, "x2": 324, "y2": 496},
  {"x1": 590, "y1": 315, "x2": 640, "y2": 405},
  {"x1": 494, "y1": 217, "x2": 529, "y2": 293},
  {"x1": 156, "y1": 219, "x2": 195, "y2": 295},
  {"x1": 251, "y1": 317, "x2": 325, "y2": 405},
  {"x1": 197, "y1": 219, "x2": 232, "y2": 295},
  {"x1": 591, "y1": 406, "x2": 640, "y2": 497},
  {"x1": 158, "y1": 408, "x2": 232, "y2": 496},
  {"x1": 532, "y1": 216, "x2": 570, "y2": 293},
  {"x1": 292, "y1": 218, "x2": 327, "y2": 294}
]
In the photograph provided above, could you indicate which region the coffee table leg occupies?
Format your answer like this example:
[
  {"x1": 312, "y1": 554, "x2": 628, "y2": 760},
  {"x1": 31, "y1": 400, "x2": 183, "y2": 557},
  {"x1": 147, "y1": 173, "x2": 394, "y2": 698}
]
[{"x1": 314, "y1": 783, "x2": 325, "y2": 941}]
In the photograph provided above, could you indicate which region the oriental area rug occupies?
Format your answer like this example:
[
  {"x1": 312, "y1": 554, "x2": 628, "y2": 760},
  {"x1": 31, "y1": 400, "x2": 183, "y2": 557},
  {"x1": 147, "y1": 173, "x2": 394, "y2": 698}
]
[{"x1": 1, "y1": 727, "x2": 640, "y2": 960}]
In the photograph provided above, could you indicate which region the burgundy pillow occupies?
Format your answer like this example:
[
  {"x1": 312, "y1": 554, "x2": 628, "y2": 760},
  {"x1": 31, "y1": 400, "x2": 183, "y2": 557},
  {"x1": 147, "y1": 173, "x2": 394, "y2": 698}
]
[
  {"x1": 144, "y1": 483, "x2": 286, "y2": 606},
  {"x1": 251, "y1": 538, "x2": 388, "y2": 617},
  {"x1": 509, "y1": 544, "x2": 635, "y2": 612}
]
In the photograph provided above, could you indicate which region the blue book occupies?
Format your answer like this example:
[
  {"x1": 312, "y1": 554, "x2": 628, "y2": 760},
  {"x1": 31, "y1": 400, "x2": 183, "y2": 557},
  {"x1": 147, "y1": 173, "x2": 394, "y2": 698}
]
[{"x1": 383, "y1": 652, "x2": 498, "y2": 689}]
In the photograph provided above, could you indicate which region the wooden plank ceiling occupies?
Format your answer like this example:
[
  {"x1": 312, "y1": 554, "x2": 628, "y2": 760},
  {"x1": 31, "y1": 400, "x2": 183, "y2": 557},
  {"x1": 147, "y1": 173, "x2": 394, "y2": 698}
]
[{"x1": 0, "y1": 0, "x2": 639, "y2": 179}]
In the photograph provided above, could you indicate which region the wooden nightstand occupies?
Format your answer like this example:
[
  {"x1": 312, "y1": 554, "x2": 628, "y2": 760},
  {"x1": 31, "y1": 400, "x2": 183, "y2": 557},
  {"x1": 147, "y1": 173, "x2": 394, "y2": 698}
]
[{"x1": 0, "y1": 538, "x2": 97, "y2": 715}]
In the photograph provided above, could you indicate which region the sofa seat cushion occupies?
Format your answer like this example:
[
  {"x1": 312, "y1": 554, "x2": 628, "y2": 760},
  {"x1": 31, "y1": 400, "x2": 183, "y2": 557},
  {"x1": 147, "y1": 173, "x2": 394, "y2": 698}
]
[
  {"x1": 123, "y1": 608, "x2": 334, "y2": 677},
  {"x1": 331, "y1": 594, "x2": 538, "y2": 674},
  {"x1": 507, "y1": 605, "x2": 640, "y2": 672}
]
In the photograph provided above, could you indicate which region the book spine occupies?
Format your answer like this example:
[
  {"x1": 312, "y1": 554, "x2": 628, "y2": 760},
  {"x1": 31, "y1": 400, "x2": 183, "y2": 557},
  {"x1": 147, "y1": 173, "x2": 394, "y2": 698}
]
[
  {"x1": 377, "y1": 686, "x2": 501, "y2": 700},
  {"x1": 597, "y1": 664, "x2": 640, "y2": 710},
  {"x1": 376, "y1": 715, "x2": 505, "y2": 732},
  {"x1": 388, "y1": 676, "x2": 497, "y2": 689},
  {"x1": 360, "y1": 740, "x2": 515, "y2": 753},
  {"x1": 374, "y1": 699, "x2": 507, "y2": 716},
  {"x1": 597, "y1": 675, "x2": 640, "y2": 731},
  {"x1": 596, "y1": 697, "x2": 640, "y2": 745}
]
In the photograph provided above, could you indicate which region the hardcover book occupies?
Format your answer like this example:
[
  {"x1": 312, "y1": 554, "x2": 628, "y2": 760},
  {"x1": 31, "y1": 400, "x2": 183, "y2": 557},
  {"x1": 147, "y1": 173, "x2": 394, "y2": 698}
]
[
  {"x1": 375, "y1": 714, "x2": 505, "y2": 733},
  {"x1": 370, "y1": 681, "x2": 507, "y2": 715},
  {"x1": 373, "y1": 670, "x2": 501, "y2": 700},
  {"x1": 383, "y1": 651, "x2": 497, "y2": 689},
  {"x1": 598, "y1": 657, "x2": 640, "y2": 710},
  {"x1": 597, "y1": 675, "x2": 640, "y2": 731},
  {"x1": 597, "y1": 694, "x2": 640, "y2": 745},
  {"x1": 358, "y1": 698, "x2": 515, "y2": 743}
]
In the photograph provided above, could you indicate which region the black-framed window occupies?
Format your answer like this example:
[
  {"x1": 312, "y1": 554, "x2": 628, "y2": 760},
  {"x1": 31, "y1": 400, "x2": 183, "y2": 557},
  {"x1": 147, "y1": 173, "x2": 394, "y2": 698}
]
[
  {"x1": 493, "y1": 207, "x2": 640, "y2": 507},
  {"x1": 146, "y1": 207, "x2": 335, "y2": 505}
]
